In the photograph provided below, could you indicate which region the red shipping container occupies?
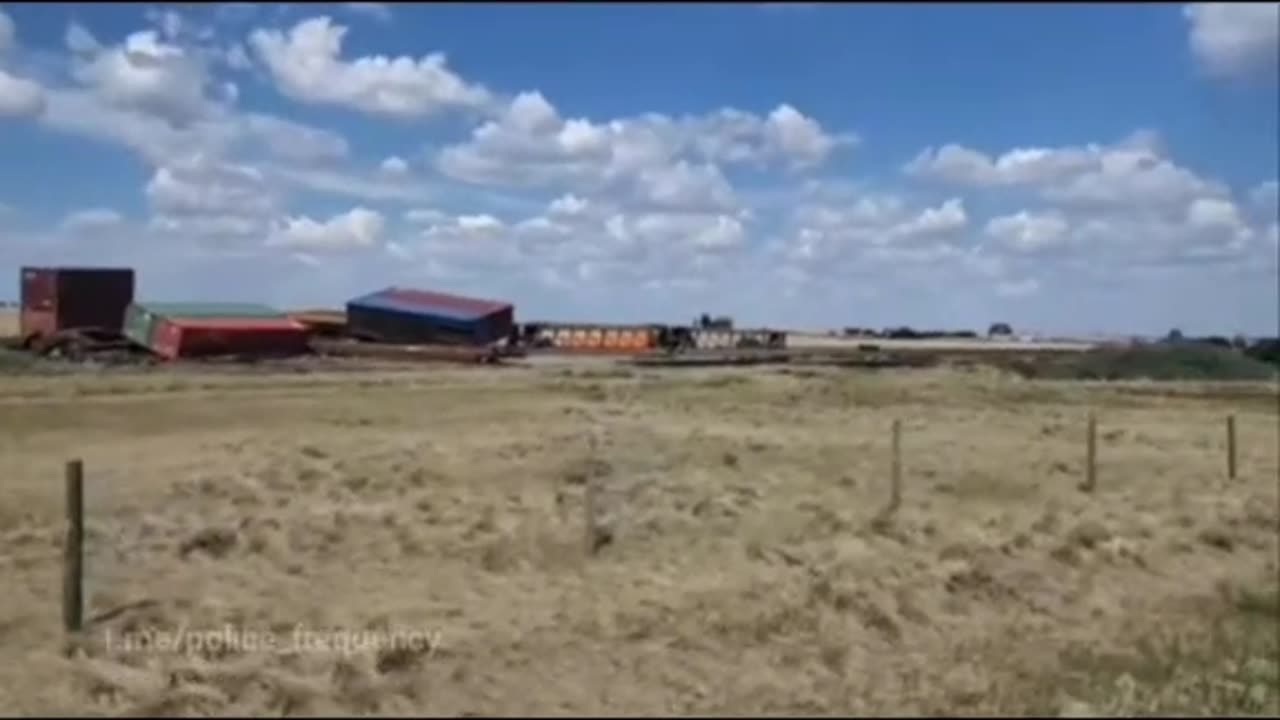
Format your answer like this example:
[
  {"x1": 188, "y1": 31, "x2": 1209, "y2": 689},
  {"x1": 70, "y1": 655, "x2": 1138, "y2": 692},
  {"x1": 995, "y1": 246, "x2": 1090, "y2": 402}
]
[
  {"x1": 151, "y1": 317, "x2": 310, "y2": 360},
  {"x1": 19, "y1": 267, "x2": 135, "y2": 343}
]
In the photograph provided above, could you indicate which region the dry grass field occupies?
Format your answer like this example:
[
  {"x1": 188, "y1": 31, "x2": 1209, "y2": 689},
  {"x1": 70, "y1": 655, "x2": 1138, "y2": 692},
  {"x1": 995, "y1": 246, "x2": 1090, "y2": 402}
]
[
  {"x1": 1, "y1": 364, "x2": 1277, "y2": 716},
  {"x1": 0, "y1": 308, "x2": 17, "y2": 339}
]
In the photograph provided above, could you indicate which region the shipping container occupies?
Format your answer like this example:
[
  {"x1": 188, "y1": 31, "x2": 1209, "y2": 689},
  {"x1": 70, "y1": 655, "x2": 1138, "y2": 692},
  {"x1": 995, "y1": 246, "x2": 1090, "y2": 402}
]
[
  {"x1": 346, "y1": 287, "x2": 514, "y2": 346},
  {"x1": 19, "y1": 267, "x2": 134, "y2": 343},
  {"x1": 150, "y1": 316, "x2": 309, "y2": 360},
  {"x1": 527, "y1": 323, "x2": 659, "y2": 352},
  {"x1": 686, "y1": 328, "x2": 788, "y2": 351},
  {"x1": 123, "y1": 302, "x2": 286, "y2": 349}
]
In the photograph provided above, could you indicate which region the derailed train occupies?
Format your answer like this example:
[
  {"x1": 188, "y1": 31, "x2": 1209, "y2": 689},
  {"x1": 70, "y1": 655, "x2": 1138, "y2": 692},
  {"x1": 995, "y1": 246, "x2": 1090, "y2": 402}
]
[{"x1": 13, "y1": 267, "x2": 787, "y2": 361}]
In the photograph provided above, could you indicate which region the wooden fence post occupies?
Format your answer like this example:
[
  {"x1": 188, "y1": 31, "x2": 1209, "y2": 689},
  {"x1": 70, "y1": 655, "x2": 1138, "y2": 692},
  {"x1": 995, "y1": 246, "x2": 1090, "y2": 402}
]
[
  {"x1": 889, "y1": 418, "x2": 903, "y2": 514},
  {"x1": 63, "y1": 459, "x2": 84, "y2": 634},
  {"x1": 872, "y1": 419, "x2": 903, "y2": 531},
  {"x1": 1081, "y1": 414, "x2": 1097, "y2": 493},
  {"x1": 1226, "y1": 415, "x2": 1237, "y2": 480}
]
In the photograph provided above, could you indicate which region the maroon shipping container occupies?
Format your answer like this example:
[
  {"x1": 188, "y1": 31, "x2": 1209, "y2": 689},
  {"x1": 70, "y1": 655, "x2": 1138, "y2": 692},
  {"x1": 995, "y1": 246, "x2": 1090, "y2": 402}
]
[
  {"x1": 19, "y1": 267, "x2": 135, "y2": 343},
  {"x1": 150, "y1": 316, "x2": 310, "y2": 360}
]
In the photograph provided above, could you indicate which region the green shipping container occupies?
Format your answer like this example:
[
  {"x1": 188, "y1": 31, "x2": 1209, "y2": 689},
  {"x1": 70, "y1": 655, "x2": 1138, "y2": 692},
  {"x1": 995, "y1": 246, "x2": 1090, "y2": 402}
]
[{"x1": 123, "y1": 302, "x2": 287, "y2": 348}]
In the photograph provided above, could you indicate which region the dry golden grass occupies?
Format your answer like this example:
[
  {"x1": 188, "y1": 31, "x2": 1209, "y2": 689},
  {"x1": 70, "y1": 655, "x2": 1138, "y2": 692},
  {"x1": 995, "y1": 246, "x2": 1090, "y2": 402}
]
[{"x1": 1, "y1": 364, "x2": 1277, "y2": 716}]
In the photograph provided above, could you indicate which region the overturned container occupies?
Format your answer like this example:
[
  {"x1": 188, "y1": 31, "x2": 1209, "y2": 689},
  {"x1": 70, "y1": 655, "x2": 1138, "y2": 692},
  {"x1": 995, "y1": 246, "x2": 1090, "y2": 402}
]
[
  {"x1": 150, "y1": 316, "x2": 310, "y2": 360},
  {"x1": 123, "y1": 302, "x2": 308, "y2": 360},
  {"x1": 123, "y1": 302, "x2": 288, "y2": 349},
  {"x1": 346, "y1": 287, "x2": 514, "y2": 346}
]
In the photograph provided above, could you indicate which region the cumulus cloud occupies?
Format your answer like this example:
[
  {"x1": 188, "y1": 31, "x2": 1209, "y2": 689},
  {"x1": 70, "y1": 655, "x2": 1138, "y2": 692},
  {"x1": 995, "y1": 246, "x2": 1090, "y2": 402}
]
[
  {"x1": 248, "y1": 16, "x2": 493, "y2": 118},
  {"x1": 69, "y1": 27, "x2": 221, "y2": 126},
  {"x1": 267, "y1": 207, "x2": 385, "y2": 252},
  {"x1": 906, "y1": 133, "x2": 1231, "y2": 213},
  {"x1": 888, "y1": 198, "x2": 968, "y2": 242},
  {"x1": 436, "y1": 91, "x2": 847, "y2": 209},
  {"x1": 145, "y1": 155, "x2": 278, "y2": 243},
  {"x1": 0, "y1": 10, "x2": 46, "y2": 118},
  {"x1": 0, "y1": 69, "x2": 44, "y2": 117},
  {"x1": 548, "y1": 194, "x2": 588, "y2": 216},
  {"x1": 147, "y1": 156, "x2": 272, "y2": 216},
  {"x1": 1183, "y1": 3, "x2": 1280, "y2": 78},
  {"x1": 984, "y1": 211, "x2": 1070, "y2": 254},
  {"x1": 779, "y1": 191, "x2": 971, "y2": 273}
]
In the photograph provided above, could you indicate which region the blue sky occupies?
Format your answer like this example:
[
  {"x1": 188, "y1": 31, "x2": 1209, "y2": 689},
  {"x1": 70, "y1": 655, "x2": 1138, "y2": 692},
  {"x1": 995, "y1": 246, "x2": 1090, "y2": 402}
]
[{"x1": 0, "y1": 2, "x2": 1276, "y2": 336}]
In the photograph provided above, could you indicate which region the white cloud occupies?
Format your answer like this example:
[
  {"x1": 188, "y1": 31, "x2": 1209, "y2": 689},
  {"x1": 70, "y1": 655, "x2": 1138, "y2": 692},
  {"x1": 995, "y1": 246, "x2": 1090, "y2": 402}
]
[
  {"x1": 70, "y1": 28, "x2": 221, "y2": 126},
  {"x1": 37, "y1": 83, "x2": 351, "y2": 174},
  {"x1": 146, "y1": 156, "x2": 270, "y2": 216},
  {"x1": 437, "y1": 91, "x2": 848, "y2": 209},
  {"x1": 779, "y1": 190, "x2": 971, "y2": 273},
  {"x1": 248, "y1": 16, "x2": 493, "y2": 118},
  {"x1": 267, "y1": 207, "x2": 385, "y2": 252},
  {"x1": 984, "y1": 211, "x2": 1070, "y2": 254},
  {"x1": 1187, "y1": 196, "x2": 1247, "y2": 231},
  {"x1": 145, "y1": 155, "x2": 277, "y2": 243},
  {"x1": 763, "y1": 104, "x2": 845, "y2": 169},
  {"x1": 1184, "y1": 3, "x2": 1280, "y2": 78},
  {"x1": 888, "y1": 198, "x2": 968, "y2": 241},
  {"x1": 906, "y1": 142, "x2": 1103, "y2": 187},
  {"x1": 1043, "y1": 148, "x2": 1226, "y2": 211},
  {"x1": 0, "y1": 69, "x2": 44, "y2": 117},
  {"x1": 61, "y1": 208, "x2": 125, "y2": 231},
  {"x1": 548, "y1": 194, "x2": 588, "y2": 216},
  {"x1": 379, "y1": 155, "x2": 409, "y2": 175},
  {"x1": 0, "y1": 10, "x2": 45, "y2": 118},
  {"x1": 906, "y1": 133, "x2": 1230, "y2": 214},
  {"x1": 635, "y1": 161, "x2": 737, "y2": 211},
  {"x1": 455, "y1": 214, "x2": 504, "y2": 233}
]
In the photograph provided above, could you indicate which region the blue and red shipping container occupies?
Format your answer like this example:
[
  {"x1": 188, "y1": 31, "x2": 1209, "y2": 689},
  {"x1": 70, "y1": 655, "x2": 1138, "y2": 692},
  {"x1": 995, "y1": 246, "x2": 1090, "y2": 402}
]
[{"x1": 346, "y1": 287, "x2": 514, "y2": 346}]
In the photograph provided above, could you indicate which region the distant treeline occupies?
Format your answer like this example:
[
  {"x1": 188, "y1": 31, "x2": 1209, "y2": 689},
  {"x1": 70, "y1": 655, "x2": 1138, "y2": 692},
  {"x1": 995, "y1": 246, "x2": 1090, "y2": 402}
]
[
  {"x1": 842, "y1": 323, "x2": 1017, "y2": 340},
  {"x1": 1159, "y1": 331, "x2": 1280, "y2": 367},
  {"x1": 1200, "y1": 337, "x2": 1280, "y2": 367},
  {"x1": 843, "y1": 327, "x2": 983, "y2": 340}
]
